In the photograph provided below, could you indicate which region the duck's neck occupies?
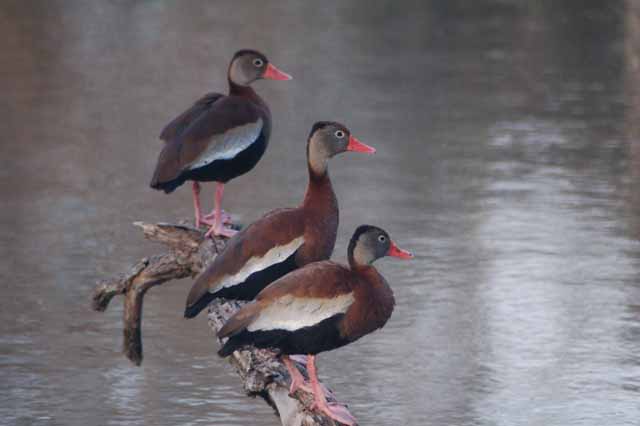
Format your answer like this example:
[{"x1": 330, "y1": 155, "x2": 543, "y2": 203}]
[
  {"x1": 353, "y1": 265, "x2": 395, "y2": 312},
  {"x1": 343, "y1": 264, "x2": 395, "y2": 340},
  {"x1": 303, "y1": 136, "x2": 334, "y2": 205},
  {"x1": 360, "y1": 266, "x2": 394, "y2": 311},
  {"x1": 228, "y1": 79, "x2": 262, "y2": 103},
  {"x1": 298, "y1": 166, "x2": 338, "y2": 264},
  {"x1": 302, "y1": 165, "x2": 335, "y2": 210}
]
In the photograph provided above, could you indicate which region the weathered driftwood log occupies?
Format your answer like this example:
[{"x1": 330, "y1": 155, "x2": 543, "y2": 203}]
[{"x1": 91, "y1": 222, "x2": 355, "y2": 426}]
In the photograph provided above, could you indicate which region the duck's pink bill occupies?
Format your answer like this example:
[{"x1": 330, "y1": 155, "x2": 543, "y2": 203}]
[
  {"x1": 388, "y1": 241, "x2": 413, "y2": 259},
  {"x1": 264, "y1": 63, "x2": 293, "y2": 80},
  {"x1": 347, "y1": 135, "x2": 376, "y2": 154}
]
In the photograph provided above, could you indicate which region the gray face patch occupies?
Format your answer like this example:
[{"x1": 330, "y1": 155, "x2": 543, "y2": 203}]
[
  {"x1": 307, "y1": 124, "x2": 350, "y2": 174},
  {"x1": 229, "y1": 53, "x2": 266, "y2": 85},
  {"x1": 187, "y1": 119, "x2": 263, "y2": 169},
  {"x1": 353, "y1": 229, "x2": 391, "y2": 265},
  {"x1": 308, "y1": 133, "x2": 331, "y2": 174}
]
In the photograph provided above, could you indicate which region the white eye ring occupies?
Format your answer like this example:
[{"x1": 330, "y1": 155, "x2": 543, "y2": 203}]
[
  {"x1": 378, "y1": 235, "x2": 386, "y2": 243},
  {"x1": 335, "y1": 130, "x2": 345, "y2": 138},
  {"x1": 253, "y1": 58, "x2": 264, "y2": 67}
]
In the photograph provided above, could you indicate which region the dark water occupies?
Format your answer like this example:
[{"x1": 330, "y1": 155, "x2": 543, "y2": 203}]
[{"x1": 2, "y1": 1, "x2": 640, "y2": 425}]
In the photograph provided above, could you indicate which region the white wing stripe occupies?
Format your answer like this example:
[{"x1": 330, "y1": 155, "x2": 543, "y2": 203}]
[
  {"x1": 248, "y1": 293, "x2": 354, "y2": 332},
  {"x1": 188, "y1": 118, "x2": 263, "y2": 169},
  {"x1": 211, "y1": 236, "x2": 304, "y2": 293}
]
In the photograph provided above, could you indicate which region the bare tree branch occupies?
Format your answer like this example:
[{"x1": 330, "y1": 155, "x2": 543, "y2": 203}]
[{"x1": 91, "y1": 222, "x2": 356, "y2": 426}]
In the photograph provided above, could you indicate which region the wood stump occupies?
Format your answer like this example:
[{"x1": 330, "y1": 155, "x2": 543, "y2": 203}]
[{"x1": 91, "y1": 221, "x2": 356, "y2": 426}]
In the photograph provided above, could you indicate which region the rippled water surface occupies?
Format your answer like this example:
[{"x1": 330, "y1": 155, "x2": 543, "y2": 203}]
[{"x1": 3, "y1": 1, "x2": 640, "y2": 425}]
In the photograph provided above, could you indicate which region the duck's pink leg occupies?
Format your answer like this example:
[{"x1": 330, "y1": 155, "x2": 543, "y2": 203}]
[
  {"x1": 203, "y1": 210, "x2": 232, "y2": 223},
  {"x1": 192, "y1": 182, "x2": 203, "y2": 228},
  {"x1": 204, "y1": 183, "x2": 238, "y2": 238},
  {"x1": 307, "y1": 355, "x2": 357, "y2": 426},
  {"x1": 203, "y1": 186, "x2": 232, "y2": 224},
  {"x1": 289, "y1": 354, "x2": 308, "y2": 365},
  {"x1": 192, "y1": 182, "x2": 215, "y2": 228},
  {"x1": 290, "y1": 355, "x2": 334, "y2": 398},
  {"x1": 282, "y1": 355, "x2": 312, "y2": 395}
]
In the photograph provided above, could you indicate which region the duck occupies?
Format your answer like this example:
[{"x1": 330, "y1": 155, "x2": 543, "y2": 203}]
[
  {"x1": 217, "y1": 225, "x2": 413, "y2": 425},
  {"x1": 184, "y1": 121, "x2": 376, "y2": 318},
  {"x1": 150, "y1": 49, "x2": 292, "y2": 237}
]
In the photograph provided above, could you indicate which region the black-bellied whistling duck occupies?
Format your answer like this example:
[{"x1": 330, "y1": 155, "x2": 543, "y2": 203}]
[
  {"x1": 217, "y1": 225, "x2": 413, "y2": 425},
  {"x1": 184, "y1": 122, "x2": 376, "y2": 318},
  {"x1": 150, "y1": 49, "x2": 291, "y2": 237}
]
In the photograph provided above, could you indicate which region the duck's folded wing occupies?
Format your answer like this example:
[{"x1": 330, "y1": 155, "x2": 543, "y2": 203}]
[
  {"x1": 185, "y1": 208, "x2": 305, "y2": 310},
  {"x1": 151, "y1": 96, "x2": 263, "y2": 185},
  {"x1": 159, "y1": 92, "x2": 225, "y2": 142},
  {"x1": 219, "y1": 262, "x2": 355, "y2": 338},
  {"x1": 250, "y1": 262, "x2": 354, "y2": 331}
]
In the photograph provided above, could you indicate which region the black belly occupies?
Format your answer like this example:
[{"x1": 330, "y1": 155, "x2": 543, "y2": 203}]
[
  {"x1": 184, "y1": 131, "x2": 268, "y2": 184},
  {"x1": 213, "y1": 251, "x2": 298, "y2": 301},
  {"x1": 218, "y1": 314, "x2": 350, "y2": 357}
]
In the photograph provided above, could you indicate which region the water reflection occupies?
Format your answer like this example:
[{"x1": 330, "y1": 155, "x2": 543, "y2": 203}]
[{"x1": 2, "y1": 1, "x2": 640, "y2": 425}]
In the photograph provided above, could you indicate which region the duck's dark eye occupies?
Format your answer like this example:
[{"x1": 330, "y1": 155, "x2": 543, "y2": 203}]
[
  {"x1": 335, "y1": 130, "x2": 345, "y2": 139},
  {"x1": 253, "y1": 58, "x2": 264, "y2": 67},
  {"x1": 378, "y1": 235, "x2": 386, "y2": 243}
]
